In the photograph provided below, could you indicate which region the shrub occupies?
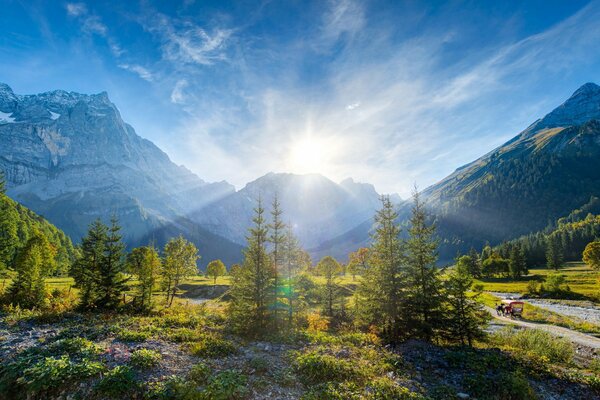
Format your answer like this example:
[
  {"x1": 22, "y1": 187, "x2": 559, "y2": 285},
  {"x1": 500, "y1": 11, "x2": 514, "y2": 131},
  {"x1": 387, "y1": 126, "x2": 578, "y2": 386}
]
[
  {"x1": 545, "y1": 273, "x2": 567, "y2": 292},
  {"x1": 591, "y1": 357, "x2": 600, "y2": 374},
  {"x1": 117, "y1": 328, "x2": 149, "y2": 342},
  {"x1": 95, "y1": 365, "x2": 138, "y2": 398},
  {"x1": 293, "y1": 351, "x2": 367, "y2": 385},
  {"x1": 307, "y1": 312, "x2": 329, "y2": 332},
  {"x1": 130, "y1": 348, "x2": 162, "y2": 369},
  {"x1": 188, "y1": 362, "x2": 211, "y2": 384},
  {"x1": 202, "y1": 370, "x2": 248, "y2": 399},
  {"x1": 18, "y1": 355, "x2": 104, "y2": 395},
  {"x1": 47, "y1": 337, "x2": 103, "y2": 358},
  {"x1": 165, "y1": 327, "x2": 206, "y2": 342},
  {"x1": 247, "y1": 356, "x2": 270, "y2": 374},
  {"x1": 464, "y1": 370, "x2": 536, "y2": 400},
  {"x1": 187, "y1": 336, "x2": 237, "y2": 358}
]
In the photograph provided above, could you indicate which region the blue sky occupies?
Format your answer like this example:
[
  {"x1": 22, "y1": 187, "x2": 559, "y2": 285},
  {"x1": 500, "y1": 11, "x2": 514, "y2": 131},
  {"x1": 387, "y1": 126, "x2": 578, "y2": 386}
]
[{"x1": 1, "y1": 0, "x2": 600, "y2": 196}]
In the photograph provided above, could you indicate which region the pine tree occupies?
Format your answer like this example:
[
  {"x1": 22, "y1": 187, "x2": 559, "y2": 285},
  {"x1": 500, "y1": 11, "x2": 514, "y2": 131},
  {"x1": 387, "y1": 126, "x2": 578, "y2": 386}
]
[
  {"x1": 268, "y1": 195, "x2": 285, "y2": 327},
  {"x1": 126, "y1": 245, "x2": 161, "y2": 310},
  {"x1": 161, "y1": 236, "x2": 199, "y2": 306},
  {"x1": 71, "y1": 219, "x2": 108, "y2": 309},
  {"x1": 444, "y1": 262, "x2": 490, "y2": 346},
  {"x1": 404, "y1": 190, "x2": 444, "y2": 341},
  {"x1": 316, "y1": 256, "x2": 343, "y2": 318},
  {"x1": 355, "y1": 195, "x2": 405, "y2": 342},
  {"x1": 509, "y1": 244, "x2": 528, "y2": 279},
  {"x1": 467, "y1": 247, "x2": 482, "y2": 277},
  {"x1": 8, "y1": 232, "x2": 56, "y2": 308},
  {"x1": 95, "y1": 216, "x2": 128, "y2": 309},
  {"x1": 282, "y1": 224, "x2": 303, "y2": 327},
  {"x1": 228, "y1": 198, "x2": 276, "y2": 335},
  {"x1": 546, "y1": 234, "x2": 564, "y2": 270}
]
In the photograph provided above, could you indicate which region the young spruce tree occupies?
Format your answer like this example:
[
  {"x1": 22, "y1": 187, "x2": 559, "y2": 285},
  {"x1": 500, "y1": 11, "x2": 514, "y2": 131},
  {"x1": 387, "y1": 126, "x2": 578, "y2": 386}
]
[
  {"x1": 404, "y1": 190, "x2": 444, "y2": 341},
  {"x1": 268, "y1": 195, "x2": 285, "y2": 327},
  {"x1": 95, "y1": 216, "x2": 128, "y2": 309},
  {"x1": 229, "y1": 198, "x2": 276, "y2": 335},
  {"x1": 355, "y1": 195, "x2": 406, "y2": 342}
]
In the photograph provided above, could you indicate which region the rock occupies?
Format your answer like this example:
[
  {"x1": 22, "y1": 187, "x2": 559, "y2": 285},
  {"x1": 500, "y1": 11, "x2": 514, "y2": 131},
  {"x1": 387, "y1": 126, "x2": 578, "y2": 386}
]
[{"x1": 457, "y1": 393, "x2": 470, "y2": 399}]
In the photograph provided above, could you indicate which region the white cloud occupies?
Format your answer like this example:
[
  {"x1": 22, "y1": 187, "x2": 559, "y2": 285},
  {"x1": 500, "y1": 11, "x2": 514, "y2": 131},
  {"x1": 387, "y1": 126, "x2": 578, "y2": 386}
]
[
  {"x1": 65, "y1": 3, "x2": 86, "y2": 17},
  {"x1": 146, "y1": 14, "x2": 233, "y2": 66},
  {"x1": 170, "y1": 79, "x2": 188, "y2": 104},
  {"x1": 118, "y1": 64, "x2": 154, "y2": 81}
]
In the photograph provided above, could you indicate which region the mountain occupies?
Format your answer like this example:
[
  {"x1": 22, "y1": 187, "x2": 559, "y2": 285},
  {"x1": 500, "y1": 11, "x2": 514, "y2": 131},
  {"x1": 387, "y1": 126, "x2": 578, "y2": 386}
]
[
  {"x1": 192, "y1": 173, "x2": 382, "y2": 259},
  {"x1": 0, "y1": 83, "x2": 241, "y2": 265},
  {"x1": 422, "y1": 82, "x2": 600, "y2": 257}
]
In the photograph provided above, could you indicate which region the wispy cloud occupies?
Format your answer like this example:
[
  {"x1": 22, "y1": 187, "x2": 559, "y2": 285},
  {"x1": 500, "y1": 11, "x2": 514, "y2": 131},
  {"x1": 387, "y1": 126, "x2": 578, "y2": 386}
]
[
  {"x1": 170, "y1": 79, "x2": 188, "y2": 103},
  {"x1": 65, "y1": 3, "x2": 86, "y2": 17},
  {"x1": 145, "y1": 13, "x2": 234, "y2": 66},
  {"x1": 118, "y1": 64, "x2": 154, "y2": 81}
]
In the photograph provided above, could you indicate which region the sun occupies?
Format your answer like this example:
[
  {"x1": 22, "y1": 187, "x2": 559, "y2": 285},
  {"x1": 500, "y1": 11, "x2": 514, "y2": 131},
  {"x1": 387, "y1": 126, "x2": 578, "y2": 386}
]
[{"x1": 287, "y1": 136, "x2": 334, "y2": 174}]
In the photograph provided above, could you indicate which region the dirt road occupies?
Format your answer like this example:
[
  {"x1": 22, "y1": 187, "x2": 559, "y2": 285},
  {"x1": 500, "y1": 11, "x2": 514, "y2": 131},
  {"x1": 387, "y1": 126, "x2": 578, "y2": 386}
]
[{"x1": 486, "y1": 307, "x2": 600, "y2": 349}]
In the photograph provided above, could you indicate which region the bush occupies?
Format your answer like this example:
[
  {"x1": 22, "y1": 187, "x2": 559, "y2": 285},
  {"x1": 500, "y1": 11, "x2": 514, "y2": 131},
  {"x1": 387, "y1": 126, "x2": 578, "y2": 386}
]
[
  {"x1": 464, "y1": 370, "x2": 536, "y2": 400},
  {"x1": 18, "y1": 355, "x2": 104, "y2": 396},
  {"x1": 307, "y1": 312, "x2": 329, "y2": 332},
  {"x1": 293, "y1": 351, "x2": 367, "y2": 385},
  {"x1": 188, "y1": 362, "x2": 211, "y2": 384},
  {"x1": 187, "y1": 336, "x2": 237, "y2": 358},
  {"x1": 490, "y1": 326, "x2": 574, "y2": 364},
  {"x1": 130, "y1": 348, "x2": 162, "y2": 369},
  {"x1": 202, "y1": 370, "x2": 248, "y2": 399},
  {"x1": 247, "y1": 356, "x2": 270, "y2": 374},
  {"x1": 47, "y1": 337, "x2": 103, "y2": 358},
  {"x1": 95, "y1": 365, "x2": 138, "y2": 398},
  {"x1": 117, "y1": 328, "x2": 149, "y2": 342}
]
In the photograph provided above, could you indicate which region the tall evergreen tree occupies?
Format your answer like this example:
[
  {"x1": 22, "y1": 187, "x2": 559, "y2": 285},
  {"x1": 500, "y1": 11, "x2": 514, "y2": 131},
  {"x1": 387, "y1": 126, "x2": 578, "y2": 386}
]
[
  {"x1": 546, "y1": 234, "x2": 564, "y2": 270},
  {"x1": 95, "y1": 216, "x2": 128, "y2": 309},
  {"x1": 268, "y1": 195, "x2": 285, "y2": 327},
  {"x1": 467, "y1": 247, "x2": 482, "y2": 277},
  {"x1": 282, "y1": 224, "x2": 303, "y2": 327},
  {"x1": 509, "y1": 243, "x2": 528, "y2": 279},
  {"x1": 71, "y1": 219, "x2": 108, "y2": 309},
  {"x1": 355, "y1": 195, "x2": 405, "y2": 342},
  {"x1": 228, "y1": 198, "x2": 276, "y2": 335},
  {"x1": 316, "y1": 256, "x2": 343, "y2": 318},
  {"x1": 404, "y1": 190, "x2": 444, "y2": 341},
  {"x1": 444, "y1": 262, "x2": 490, "y2": 346}
]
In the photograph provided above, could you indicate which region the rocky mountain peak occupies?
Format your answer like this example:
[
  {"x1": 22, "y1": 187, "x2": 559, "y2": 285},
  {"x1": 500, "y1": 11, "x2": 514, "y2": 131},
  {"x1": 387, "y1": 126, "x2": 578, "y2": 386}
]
[{"x1": 534, "y1": 82, "x2": 600, "y2": 131}]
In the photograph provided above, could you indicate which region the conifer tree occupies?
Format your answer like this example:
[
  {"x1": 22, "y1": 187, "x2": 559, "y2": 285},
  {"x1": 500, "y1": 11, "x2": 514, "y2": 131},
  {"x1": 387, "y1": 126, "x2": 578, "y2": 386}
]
[
  {"x1": 347, "y1": 247, "x2": 369, "y2": 280},
  {"x1": 316, "y1": 256, "x2": 343, "y2": 318},
  {"x1": 467, "y1": 247, "x2": 482, "y2": 277},
  {"x1": 509, "y1": 243, "x2": 528, "y2": 279},
  {"x1": 95, "y1": 216, "x2": 128, "y2": 309},
  {"x1": 8, "y1": 232, "x2": 56, "y2": 308},
  {"x1": 282, "y1": 224, "x2": 303, "y2": 327},
  {"x1": 71, "y1": 219, "x2": 108, "y2": 309},
  {"x1": 228, "y1": 198, "x2": 276, "y2": 335},
  {"x1": 546, "y1": 234, "x2": 564, "y2": 270},
  {"x1": 444, "y1": 262, "x2": 490, "y2": 346},
  {"x1": 127, "y1": 245, "x2": 161, "y2": 310},
  {"x1": 161, "y1": 236, "x2": 199, "y2": 306},
  {"x1": 404, "y1": 190, "x2": 444, "y2": 341},
  {"x1": 268, "y1": 195, "x2": 285, "y2": 326},
  {"x1": 355, "y1": 195, "x2": 405, "y2": 341}
]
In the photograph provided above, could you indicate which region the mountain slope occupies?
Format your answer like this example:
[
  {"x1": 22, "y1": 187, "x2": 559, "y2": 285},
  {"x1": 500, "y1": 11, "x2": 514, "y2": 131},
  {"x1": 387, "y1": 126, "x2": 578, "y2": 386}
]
[
  {"x1": 0, "y1": 190, "x2": 75, "y2": 275},
  {"x1": 0, "y1": 83, "x2": 239, "y2": 264},
  {"x1": 422, "y1": 82, "x2": 600, "y2": 256}
]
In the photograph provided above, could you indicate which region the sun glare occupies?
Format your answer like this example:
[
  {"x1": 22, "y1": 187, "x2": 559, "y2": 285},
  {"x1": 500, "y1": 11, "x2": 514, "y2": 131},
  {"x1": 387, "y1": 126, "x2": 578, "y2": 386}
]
[{"x1": 287, "y1": 136, "x2": 334, "y2": 174}]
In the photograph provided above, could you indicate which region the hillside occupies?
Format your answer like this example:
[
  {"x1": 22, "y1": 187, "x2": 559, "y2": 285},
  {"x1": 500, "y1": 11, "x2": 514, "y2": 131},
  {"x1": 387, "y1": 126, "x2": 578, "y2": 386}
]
[{"x1": 0, "y1": 186, "x2": 75, "y2": 275}]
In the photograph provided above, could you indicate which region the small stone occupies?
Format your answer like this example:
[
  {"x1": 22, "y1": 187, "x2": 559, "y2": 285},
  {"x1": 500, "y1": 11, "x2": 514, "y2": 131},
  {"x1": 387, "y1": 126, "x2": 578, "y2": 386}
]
[{"x1": 457, "y1": 393, "x2": 470, "y2": 399}]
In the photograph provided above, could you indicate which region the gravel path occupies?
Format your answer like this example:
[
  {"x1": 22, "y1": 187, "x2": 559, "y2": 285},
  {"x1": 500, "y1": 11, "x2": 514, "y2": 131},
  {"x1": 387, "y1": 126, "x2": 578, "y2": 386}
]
[{"x1": 485, "y1": 306, "x2": 600, "y2": 349}]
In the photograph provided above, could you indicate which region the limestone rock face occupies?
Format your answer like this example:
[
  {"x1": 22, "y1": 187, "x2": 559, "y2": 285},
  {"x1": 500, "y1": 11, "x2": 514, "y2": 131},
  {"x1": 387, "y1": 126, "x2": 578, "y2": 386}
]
[{"x1": 0, "y1": 83, "x2": 235, "y2": 260}]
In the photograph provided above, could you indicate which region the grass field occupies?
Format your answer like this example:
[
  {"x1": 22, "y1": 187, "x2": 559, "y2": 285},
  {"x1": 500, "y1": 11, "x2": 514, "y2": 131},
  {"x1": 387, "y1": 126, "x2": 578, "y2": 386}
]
[{"x1": 474, "y1": 262, "x2": 599, "y2": 298}]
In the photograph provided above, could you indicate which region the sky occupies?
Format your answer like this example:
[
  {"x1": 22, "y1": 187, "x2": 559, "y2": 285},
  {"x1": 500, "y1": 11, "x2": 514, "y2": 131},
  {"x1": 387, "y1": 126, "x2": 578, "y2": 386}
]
[{"x1": 1, "y1": 0, "x2": 600, "y2": 196}]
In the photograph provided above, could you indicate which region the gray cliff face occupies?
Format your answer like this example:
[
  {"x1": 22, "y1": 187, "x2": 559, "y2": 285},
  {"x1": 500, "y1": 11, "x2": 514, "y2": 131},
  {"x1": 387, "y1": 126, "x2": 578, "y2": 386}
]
[{"x1": 0, "y1": 83, "x2": 234, "y2": 246}]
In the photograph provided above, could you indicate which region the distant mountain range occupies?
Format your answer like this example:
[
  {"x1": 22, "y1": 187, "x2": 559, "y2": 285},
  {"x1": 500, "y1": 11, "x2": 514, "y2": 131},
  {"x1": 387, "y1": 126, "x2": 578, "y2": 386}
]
[{"x1": 1, "y1": 82, "x2": 599, "y2": 265}]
